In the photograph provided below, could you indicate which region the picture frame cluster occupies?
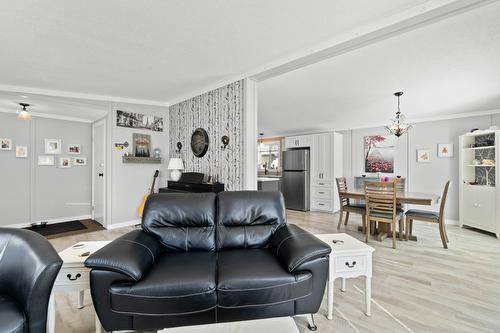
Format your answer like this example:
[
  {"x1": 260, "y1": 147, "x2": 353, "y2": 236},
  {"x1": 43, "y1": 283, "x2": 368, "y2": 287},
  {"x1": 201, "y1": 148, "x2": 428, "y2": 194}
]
[{"x1": 41, "y1": 139, "x2": 87, "y2": 168}]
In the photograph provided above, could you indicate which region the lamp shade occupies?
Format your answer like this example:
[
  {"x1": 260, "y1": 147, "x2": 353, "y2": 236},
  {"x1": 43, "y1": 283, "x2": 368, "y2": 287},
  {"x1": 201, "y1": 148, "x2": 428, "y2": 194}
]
[{"x1": 167, "y1": 158, "x2": 184, "y2": 170}]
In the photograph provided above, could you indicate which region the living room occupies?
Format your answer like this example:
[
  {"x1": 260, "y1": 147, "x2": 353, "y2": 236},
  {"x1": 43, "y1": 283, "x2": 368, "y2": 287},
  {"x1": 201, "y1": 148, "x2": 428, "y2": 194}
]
[{"x1": 1, "y1": 1, "x2": 499, "y2": 333}]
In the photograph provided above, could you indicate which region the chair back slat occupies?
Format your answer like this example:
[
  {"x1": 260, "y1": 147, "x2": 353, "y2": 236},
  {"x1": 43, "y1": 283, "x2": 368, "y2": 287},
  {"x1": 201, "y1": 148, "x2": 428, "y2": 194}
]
[
  {"x1": 394, "y1": 178, "x2": 406, "y2": 192},
  {"x1": 336, "y1": 177, "x2": 350, "y2": 206},
  {"x1": 365, "y1": 181, "x2": 397, "y2": 221},
  {"x1": 439, "y1": 181, "x2": 451, "y2": 219}
]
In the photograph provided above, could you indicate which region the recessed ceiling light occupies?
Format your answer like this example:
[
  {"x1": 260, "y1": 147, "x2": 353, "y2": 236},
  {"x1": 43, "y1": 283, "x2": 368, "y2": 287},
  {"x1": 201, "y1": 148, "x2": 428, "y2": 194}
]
[{"x1": 20, "y1": 95, "x2": 28, "y2": 98}]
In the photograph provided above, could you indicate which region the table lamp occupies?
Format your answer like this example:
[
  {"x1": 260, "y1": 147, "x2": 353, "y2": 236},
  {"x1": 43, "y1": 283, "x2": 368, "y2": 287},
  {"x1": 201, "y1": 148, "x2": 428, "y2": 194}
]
[{"x1": 167, "y1": 158, "x2": 184, "y2": 181}]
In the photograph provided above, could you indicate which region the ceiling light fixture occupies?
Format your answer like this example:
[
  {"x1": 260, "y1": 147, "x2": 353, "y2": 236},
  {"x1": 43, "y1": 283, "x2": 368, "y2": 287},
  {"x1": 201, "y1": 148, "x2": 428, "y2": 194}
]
[
  {"x1": 17, "y1": 103, "x2": 32, "y2": 120},
  {"x1": 385, "y1": 92, "x2": 413, "y2": 137},
  {"x1": 258, "y1": 133, "x2": 265, "y2": 148}
]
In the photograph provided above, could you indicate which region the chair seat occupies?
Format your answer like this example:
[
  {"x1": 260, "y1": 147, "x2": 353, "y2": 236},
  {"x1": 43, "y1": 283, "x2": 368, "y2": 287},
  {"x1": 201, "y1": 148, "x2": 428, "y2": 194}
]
[
  {"x1": 110, "y1": 252, "x2": 217, "y2": 315},
  {"x1": 405, "y1": 209, "x2": 439, "y2": 220},
  {"x1": 217, "y1": 249, "x2": 312, "y2": 308},
  {"x1": 345, "y1": 203, "x2": 365, "y2": 210},
  {"x1": 0, "y1": 295, "x2": 25, "y2": 333}
]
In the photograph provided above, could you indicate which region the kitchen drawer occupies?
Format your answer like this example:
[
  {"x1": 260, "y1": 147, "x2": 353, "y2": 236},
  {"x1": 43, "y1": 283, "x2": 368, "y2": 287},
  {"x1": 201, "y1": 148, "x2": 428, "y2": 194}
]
[
  {"x1": 311, "y1": 199, "x2": 333, "y2": 211},
  {"x1": 312, "y1": 187, "x2": 332, "y2": 199},
  {"x1": 333, "y1": 255, "x2": 366, "y2": 274},
  {"x1": 312, "y1": 179, "x2": 333, "y2": 188},
  {"x1": 56, "y1": 267, "x2": 90, "y2": 286}
]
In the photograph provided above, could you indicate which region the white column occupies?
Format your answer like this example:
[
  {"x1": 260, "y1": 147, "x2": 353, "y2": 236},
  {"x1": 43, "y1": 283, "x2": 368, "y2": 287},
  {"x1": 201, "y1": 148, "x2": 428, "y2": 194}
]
[{"x1": 242, "y1": 78, "x2": 258, "y2": 190}]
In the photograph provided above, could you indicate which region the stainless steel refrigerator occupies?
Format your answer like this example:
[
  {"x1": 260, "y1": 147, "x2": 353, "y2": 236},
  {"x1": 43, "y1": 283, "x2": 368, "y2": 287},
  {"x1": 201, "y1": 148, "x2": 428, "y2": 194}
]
[{"x1": 283, "y1": 149, "x2": 310, "y2": 211}]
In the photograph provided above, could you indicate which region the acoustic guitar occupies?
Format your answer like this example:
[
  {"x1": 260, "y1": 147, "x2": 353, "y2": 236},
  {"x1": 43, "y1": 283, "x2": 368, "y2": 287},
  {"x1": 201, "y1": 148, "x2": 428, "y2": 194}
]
[{"x1": 138, "y1": 170, "x2": 159, "y2": 218}]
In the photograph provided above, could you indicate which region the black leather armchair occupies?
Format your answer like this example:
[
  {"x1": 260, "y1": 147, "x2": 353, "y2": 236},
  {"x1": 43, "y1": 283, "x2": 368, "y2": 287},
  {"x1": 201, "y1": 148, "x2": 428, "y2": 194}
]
[
  {"x1": 86, "y1": 191, "x2": 331, "y2": 331},
  {"x1": 0, "y1": 228, "x2": 63, "y2": 333}
]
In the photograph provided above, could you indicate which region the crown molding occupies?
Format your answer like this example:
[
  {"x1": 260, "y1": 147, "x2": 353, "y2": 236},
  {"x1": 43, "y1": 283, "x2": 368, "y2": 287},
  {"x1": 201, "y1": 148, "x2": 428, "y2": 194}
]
[
  {"x1": 0, "y1": 107, "x2": 94, "y2": 123},
  {"x1": 167, "y1": 0, "x2": 495, "y2": 105},
  {"x1": 0, "y1": 84, "x2": 169, "y2": 107}
]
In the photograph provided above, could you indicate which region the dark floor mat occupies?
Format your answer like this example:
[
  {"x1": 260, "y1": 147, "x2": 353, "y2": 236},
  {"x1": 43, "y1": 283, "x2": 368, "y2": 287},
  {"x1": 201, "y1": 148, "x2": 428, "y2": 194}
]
[{"x1": 25, "y1": 220, "x2": 88, "y2": 236}]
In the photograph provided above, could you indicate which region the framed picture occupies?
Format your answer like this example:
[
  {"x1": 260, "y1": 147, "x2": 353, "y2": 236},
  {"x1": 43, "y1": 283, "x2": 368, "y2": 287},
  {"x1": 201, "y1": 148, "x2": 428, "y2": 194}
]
[
  {"x1": 45, "y1": 139, "x2": 62, "y2": 154},
  {"x1": 364, "y1": 135, "x2": 395, "y2": 173},
  {"x1": 133, "y1": 133, "x2": 151, "y2": 157},
  {"x1": 116, "y1": 110, "x2": 163, "y2": 132},
  {"x1": 38, "y1": 155, "x2": 55, "y2": 166},
  {"x1": 0, "y1": 138, "x2": 12, "y2": 150},
  {"x1": 73, "y1": 157, "x2": 87, "y2": 166},
  {"x1": 417, "y1": 149, "x2": 431, "y2": 163},
  {"x1": 58, "y1": 157, "x2": 71, "y2": 168},
  {"x1": 16, "y1": 146, "x2": 28, "y2": 158},
  {"x1": 68, "y1": 144, "x2": 81, "y2": 154},
  {"x1": 438, "y1": 143, "x2": 453, "y2": 157}
]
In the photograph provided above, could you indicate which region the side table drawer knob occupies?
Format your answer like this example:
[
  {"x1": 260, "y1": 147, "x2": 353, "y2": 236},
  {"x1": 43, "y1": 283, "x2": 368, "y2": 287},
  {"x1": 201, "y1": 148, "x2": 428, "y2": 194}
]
[
  {"x1": 345, "y1": 261, "x2": 357, "y2": 268},
  {"x1": 67, "y1": 273, "x2": 82, "y2": 281}
]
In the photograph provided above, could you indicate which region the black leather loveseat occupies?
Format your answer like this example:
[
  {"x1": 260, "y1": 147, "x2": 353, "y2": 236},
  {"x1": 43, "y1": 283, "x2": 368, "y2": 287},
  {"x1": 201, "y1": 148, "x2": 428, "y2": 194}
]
[
  {"x1": 85, "y1": 191, "x2": 331, "y2": 331},
  {"x1": 0, "y1": 228, "x2": 62, "y2": 333}
]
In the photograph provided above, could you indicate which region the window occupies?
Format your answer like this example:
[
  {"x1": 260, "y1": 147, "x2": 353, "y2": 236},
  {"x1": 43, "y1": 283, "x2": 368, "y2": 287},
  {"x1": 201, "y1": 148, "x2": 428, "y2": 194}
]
[{"x1": 258, "y1": 139, "x2": 282, "y2": 176}]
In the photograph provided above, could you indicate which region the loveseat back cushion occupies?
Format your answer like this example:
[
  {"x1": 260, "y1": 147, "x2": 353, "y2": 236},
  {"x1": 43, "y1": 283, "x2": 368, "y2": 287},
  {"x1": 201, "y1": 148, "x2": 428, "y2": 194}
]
[
  {"x1": 216, "y1": 191, "x2": 286, "y2": 250},
  {"x1": 142, "y1": 193, "x2": 216, "y2": 252}
]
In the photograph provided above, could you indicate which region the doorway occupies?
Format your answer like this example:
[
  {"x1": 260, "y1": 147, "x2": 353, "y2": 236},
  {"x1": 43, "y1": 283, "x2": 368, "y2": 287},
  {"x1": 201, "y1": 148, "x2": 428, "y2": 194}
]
[{"x1": 92, "y1": 118, "x2": 106, "y2": 226}]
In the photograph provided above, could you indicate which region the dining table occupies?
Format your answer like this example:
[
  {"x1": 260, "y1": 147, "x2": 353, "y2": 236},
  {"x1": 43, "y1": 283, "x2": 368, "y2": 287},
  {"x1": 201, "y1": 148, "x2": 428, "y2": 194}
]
[{"x1": 339, "y1": 184, "x2": 440, "y2": 241}]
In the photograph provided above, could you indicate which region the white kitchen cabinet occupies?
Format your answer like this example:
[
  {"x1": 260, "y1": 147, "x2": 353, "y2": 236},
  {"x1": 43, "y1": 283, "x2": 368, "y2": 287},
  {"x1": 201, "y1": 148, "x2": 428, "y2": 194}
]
[
  {"x1": 285, "y1": 135, "x2": 312, "y2": 149},
  {"x1": 459, "y1": 130, "x2": 499, "y2": 238}
]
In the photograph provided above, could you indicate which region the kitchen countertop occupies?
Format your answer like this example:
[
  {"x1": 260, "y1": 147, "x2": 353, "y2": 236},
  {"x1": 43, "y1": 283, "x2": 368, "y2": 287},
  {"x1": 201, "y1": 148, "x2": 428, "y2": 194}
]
[{"x1": 257, "y1": 177, "x2": 281, "y2": 182}]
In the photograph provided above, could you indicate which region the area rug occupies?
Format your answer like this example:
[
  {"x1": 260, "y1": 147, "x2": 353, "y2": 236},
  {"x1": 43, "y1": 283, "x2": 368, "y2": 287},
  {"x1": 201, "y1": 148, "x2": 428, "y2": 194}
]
[{"x1": 25, "y1": 220, "x2": 105, "y2": 239}]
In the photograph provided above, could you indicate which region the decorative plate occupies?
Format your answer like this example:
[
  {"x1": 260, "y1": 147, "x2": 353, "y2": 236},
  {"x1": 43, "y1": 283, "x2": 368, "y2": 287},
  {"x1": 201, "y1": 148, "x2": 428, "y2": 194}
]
[{"x1": 191, "y1": 128, "x2": 209, "y2": 158}]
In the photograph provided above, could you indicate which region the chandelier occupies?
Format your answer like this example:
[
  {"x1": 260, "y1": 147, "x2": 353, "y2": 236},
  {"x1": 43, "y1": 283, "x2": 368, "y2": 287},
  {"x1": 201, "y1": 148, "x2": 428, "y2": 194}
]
[{"x1": 385, "y1": 92, "x2": 413, "y2": 137}]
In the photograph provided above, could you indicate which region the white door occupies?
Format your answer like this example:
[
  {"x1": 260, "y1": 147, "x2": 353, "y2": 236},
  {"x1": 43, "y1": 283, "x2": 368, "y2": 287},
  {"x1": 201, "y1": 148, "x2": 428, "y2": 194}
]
[{"x1": 92, "y1": 119, "x2": 106, "y2": 225}]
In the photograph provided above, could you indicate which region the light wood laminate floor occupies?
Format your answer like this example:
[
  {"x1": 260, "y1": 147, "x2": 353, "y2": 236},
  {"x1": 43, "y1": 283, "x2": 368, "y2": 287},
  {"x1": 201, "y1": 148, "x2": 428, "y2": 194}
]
[{"x1": 49, "y1": 210, "x2": 500, "y2": 333}]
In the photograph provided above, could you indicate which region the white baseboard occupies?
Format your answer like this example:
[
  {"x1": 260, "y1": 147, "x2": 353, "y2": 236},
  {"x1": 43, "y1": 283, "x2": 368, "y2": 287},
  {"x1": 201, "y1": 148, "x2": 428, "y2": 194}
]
[
  {"x1": 106, "y1": 219, "x2": 141, "y2": 230},
  {"x1": 4, "y1": 214, "x2": 93, "y2": 228}
]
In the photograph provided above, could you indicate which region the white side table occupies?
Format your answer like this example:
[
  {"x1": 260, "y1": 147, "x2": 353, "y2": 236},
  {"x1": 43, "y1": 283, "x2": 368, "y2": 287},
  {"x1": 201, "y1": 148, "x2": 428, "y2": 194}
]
[
  {"x1": 315, "y1": 233, "x2": 374, "y2": 320},
  {"x1": 47, "y1": 241, "x2": 111, "y2": 333}
]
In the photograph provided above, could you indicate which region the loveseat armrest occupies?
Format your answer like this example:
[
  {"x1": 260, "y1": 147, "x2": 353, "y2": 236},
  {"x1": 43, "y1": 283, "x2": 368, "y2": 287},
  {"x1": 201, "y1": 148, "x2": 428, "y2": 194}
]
[
  {"x1": 85, "y1": 230, "x2": 163, "y2": 281},
  {"x1": 269, "y1": 224, "x2": 331, "y2": 272}
]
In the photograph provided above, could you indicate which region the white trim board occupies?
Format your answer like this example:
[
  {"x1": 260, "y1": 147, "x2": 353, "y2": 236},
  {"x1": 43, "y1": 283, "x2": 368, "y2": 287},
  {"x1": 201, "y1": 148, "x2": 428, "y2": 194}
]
[
  {"x1": 105, "y1": 219, "x2": 140, "y2": 230},
  {"x1": 4, "y1": 214, "x2": 93, "y2": 229}
]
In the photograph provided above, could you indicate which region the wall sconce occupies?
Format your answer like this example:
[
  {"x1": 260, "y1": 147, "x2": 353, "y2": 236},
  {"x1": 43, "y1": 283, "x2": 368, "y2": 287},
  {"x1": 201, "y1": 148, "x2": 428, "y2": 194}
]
[
  {"x1": 221, "y1": 135, "x2": 230, "y2": 149},
  {"x1": 175, "y1": 142, "x2": 182, "y2": 154}
]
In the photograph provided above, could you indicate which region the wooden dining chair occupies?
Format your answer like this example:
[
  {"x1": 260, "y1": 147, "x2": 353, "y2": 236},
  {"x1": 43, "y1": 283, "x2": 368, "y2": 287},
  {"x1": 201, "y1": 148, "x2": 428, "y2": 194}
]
[
  {"x1": 336, "y1": 177, "x2": 366, "y2": 231},
  {"x1": 394, "y1": 177, "x2": 406, "y2": 239},
  {"x1": 365, "y1": 181, "x2": 405, "y2": 249},
  {"x1": 405, "y1": 181, "x2": 451, "y2": 249}
]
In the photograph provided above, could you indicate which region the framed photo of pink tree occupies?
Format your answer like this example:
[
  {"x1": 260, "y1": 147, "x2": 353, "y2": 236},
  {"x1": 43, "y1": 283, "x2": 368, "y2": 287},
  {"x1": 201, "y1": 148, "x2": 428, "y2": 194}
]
[{"x1": 364, "y1": 135, "x2": 395, "y2": 173}]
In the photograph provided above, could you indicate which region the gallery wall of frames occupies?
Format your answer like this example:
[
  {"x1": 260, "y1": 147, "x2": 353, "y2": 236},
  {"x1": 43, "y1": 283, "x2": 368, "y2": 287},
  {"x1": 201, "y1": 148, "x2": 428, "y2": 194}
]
[{"x1": 0, "y1": 112, "x2": 92, "y2": 226}]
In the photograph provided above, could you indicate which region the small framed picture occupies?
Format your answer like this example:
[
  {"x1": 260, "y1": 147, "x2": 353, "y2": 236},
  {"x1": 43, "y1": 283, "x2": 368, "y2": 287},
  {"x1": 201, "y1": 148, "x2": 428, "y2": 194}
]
[
  {"x1": 58, "y1": 157, "x2": 71, "y2": 168},
  {"x1": 68, "y1": 144, "x2": 81, "y2": 154},
  {"x1": 417, "y1": 149, "x2": 431, "y2": 163},
  {"x1": 38, "y1": 155, "x2": 55, "y2": 166},
  {"x1": 1, "y1": 138, "x2": 12, "y2": 150},
  {"x1": 73, "y1": 157, "x2": 87, "y2": 166},
  {"x1": 16, "y1": 146, "x2": 28, "y2": 158},
  {"x1": 437, "y1": 143, "x2": 453, "y2": 157},
  {"x1": 133, "y1": 133, "x2": 151, "y2": 157},
  {"x1": 45, "y1": 139, "x2": 62, "y2": 154}
]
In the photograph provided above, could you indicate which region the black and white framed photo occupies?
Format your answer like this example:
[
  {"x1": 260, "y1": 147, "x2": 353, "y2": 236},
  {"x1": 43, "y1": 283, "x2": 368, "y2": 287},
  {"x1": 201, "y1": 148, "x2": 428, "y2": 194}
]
[
  {"x1": 38, "y1": 155, "x2": 55, "y2": 166},
  {"x1": 45, "y1": 139, "x2": 62, "y2": 154},
  {"x1": 116, "y1": 110, "x2": 163, "y2": 132},
  {"x1": 16, "y1": 146, "x2": 28, "y2": 158},
  {"x1": 133, "y1": 133, "x2": 151, "y2": 157},
  {"x1": 0, "y1": 138, "x2": 12, "y2": 150},
  {"x1": 73, "y1": 157, "x2": 87, "y2": 166},
  {"x1": 58, "y1": 156, "x2": 71, "y2": 168},
  {"x1": 68, "y1": 144, "x2": 81, "y2": 154}
]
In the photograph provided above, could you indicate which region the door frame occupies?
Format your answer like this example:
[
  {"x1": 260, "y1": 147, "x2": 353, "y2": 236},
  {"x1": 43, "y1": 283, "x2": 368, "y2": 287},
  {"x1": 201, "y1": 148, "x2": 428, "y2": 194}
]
[{"x1": 92, "y1": 118, "x2": 107, "y2": 226}]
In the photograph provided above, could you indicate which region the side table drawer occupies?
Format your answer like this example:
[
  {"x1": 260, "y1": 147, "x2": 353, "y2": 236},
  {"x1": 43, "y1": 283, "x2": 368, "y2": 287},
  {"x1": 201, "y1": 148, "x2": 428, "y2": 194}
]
[
  {"x1": 333, "y1": 255, "x2": 366, "y2": 274},
  {"x1": 56, "y1": 268, "x2": 90, "y2": 286}
]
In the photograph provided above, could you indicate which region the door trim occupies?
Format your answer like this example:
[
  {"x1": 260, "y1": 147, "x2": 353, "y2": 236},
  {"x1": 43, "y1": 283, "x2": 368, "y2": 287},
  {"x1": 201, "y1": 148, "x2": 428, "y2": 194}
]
[{"x1": 92, "y1": 118, "x2": 107, "y2": 226}]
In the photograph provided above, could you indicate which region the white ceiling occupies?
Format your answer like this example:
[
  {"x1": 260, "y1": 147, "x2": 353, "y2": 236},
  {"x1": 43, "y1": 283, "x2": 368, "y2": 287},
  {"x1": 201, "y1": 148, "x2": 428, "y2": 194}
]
[
  {"x1": 0, "y1": 0, "x2": 427, "y2": 105},
  {"x1": 258, "y1": 1, "x2": 500, "y2": 136}
]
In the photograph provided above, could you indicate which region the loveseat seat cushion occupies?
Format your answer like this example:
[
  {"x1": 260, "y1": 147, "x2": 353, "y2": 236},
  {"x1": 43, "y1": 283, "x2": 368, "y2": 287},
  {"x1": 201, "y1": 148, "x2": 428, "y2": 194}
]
[
  {"x1": 109, "y1": 252, "x2": 217, "y2": 316},
  {"x1": 217, "y1": 191, "x2": 286, "y2": 250},
  {"x1": 0, "y1": 295, "x2": 25, "y2": 333},
  {"x1": 217, "y1": 249, "x2": 313, "y2": 308},
  {"x1": 142, "y1": 193, "x2": 216, "y2": 252}
]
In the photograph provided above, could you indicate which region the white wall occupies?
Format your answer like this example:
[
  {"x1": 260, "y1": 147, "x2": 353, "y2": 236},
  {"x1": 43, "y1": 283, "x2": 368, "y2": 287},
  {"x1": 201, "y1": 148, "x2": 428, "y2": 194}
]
[
  {"x1": 341, "y1": 114, "x2": 498, "y2": 221},
  {"x1": 0, "y1": 112, "x2": 92, "y2": 227},
  {"x1": 104, "y1": 105, "x2": 169, "y2": 228}
]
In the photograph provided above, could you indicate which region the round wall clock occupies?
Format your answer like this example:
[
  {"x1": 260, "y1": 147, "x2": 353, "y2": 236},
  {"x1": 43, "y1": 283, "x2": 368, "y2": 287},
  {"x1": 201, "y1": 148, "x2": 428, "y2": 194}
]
[{"x1": 191, "y1": 128, "x2": 209, "y2": 158}]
